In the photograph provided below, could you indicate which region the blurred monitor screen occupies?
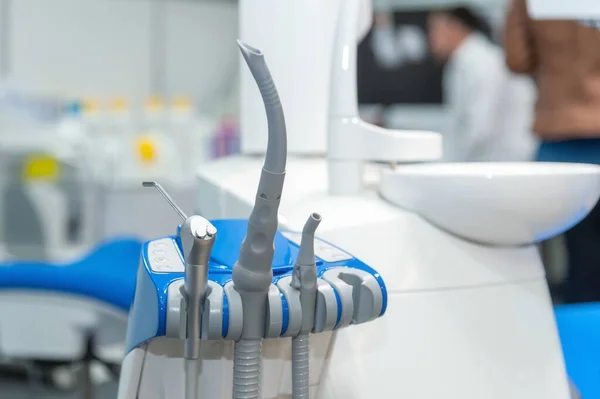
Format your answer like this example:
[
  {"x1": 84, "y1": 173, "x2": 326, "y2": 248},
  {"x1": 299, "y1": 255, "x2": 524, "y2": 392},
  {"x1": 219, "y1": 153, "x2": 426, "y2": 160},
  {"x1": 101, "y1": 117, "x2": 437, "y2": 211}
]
[{"x1": 357, "y1": 10, "x2": 443, "y2": 105}]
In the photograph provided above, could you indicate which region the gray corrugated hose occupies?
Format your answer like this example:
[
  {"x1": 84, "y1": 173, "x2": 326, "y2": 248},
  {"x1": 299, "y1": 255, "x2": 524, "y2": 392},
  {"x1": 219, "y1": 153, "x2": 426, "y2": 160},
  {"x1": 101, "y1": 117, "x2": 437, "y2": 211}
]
[{"x1": 232, "y1": 39, "x2": 287, "y2": 399}]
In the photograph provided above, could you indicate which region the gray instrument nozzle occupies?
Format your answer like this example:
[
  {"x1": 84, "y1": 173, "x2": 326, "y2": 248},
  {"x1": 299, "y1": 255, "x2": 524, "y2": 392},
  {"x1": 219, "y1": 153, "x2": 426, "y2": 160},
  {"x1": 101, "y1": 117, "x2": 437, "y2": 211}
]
[
  {"x1": 232, "y1": 40, "x2": 287, "y2": 340},
  {"x1": 180, "y1": 215, "x2": 217, "y2": 267},
  {"x1": 182, "y1": 216, "x2": 216, "y2": 272},
  {"x1": 142, "y1": 180, "x2": 216, "y2": 360},
  {"x1": 181, "y1": 215, "x2": 216, "y2": 361},
  {"x1": 180, "y1": 216, "x2": 216, "y2": 399},
  {"x1": 292, "y1": 213, "x2": 322, "y2": 273},
  {"x1": 290, "y1": 213, "x2": 321, "y2": 399},
  {"x1": 291, "y1": 213, "x2": 322, "y2": 333}
]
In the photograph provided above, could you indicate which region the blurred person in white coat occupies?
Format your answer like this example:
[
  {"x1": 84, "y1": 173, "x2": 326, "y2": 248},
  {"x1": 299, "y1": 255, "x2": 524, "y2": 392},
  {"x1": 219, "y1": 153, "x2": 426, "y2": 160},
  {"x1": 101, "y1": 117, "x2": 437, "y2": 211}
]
[{"x1": 426, "y1": 6, "x2": 538, "y2": 162}]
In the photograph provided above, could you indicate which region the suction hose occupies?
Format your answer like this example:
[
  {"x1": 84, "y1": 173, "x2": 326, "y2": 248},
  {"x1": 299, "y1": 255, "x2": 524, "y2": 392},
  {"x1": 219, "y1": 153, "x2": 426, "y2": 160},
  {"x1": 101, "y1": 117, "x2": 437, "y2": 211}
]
[
  {"x1": 290, "y1": 213, "x2": 322, "y2": 399},
  {"x1": 232, "y1": 40, "x2": 287, "y2": 399}
]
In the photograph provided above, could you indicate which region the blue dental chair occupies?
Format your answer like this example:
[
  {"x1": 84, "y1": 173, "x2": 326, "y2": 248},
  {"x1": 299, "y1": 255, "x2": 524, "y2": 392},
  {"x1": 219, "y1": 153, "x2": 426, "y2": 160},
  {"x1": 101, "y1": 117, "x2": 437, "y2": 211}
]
[
  {"x1": 0, "y1": 237, "x2": 142, "y2": 389},
  {"x1": 0, "y1": 237, "x2": 141, "y2": 311}
]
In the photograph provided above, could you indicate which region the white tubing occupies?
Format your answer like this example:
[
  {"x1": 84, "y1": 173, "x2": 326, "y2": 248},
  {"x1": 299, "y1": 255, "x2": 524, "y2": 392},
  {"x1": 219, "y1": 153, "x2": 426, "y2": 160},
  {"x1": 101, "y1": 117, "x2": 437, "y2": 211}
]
[
  {"x1": 233, "y1": 339, "x2": 262, "y2": 399},
  {"x1": 291, "y1": 333, "x2": 310, "y2": 399}
]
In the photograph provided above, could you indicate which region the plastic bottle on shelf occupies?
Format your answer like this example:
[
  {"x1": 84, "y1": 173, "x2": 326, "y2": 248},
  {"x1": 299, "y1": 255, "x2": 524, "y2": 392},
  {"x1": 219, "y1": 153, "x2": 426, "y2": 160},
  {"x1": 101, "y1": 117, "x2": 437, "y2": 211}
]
[
  {"x1": 122, "y1": 95, "x2": 169, "y2": 183},
  {"x1": 169, "y1": 96, "x2": 213, "y2": 178},
  {"x1": 73, "y1": 98, "x2": 110, "y2": 185},
  {"x1": 81, "y1": 98, "x2": 104, "y2": 137},
  {"x1": 107, "y1": 97, "x2": 133, "y2": 138},
  {"x1": 212, "y1": 114, "x2": 239, "y2": 159},
  {"x1": 99, "y1": 97, "x2": 133, "y2": 180},
  {"x1": 143, "y1": 95, "x2": 166, "y2": 133},
  {"x1": 50, "y1": 99, "x2": 86, "y2": 160},
  {"x1": 57, "y1": 100, "x2": 85, "y2": 139}
]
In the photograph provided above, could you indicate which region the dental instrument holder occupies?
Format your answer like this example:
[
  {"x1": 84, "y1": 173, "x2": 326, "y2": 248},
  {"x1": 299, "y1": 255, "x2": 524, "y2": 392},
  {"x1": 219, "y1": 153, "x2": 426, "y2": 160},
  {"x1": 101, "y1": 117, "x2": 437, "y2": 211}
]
[
  {"x1": 130, "y1": 186, "x2": 386, "y2": 398},
  {"x1": 327, "y1": 0, "x2": 442, "y2": 196},
  {"x1": 125, "y1": 212, "x2": 387, "y2": 392},
  {"x1": 124, "y1": 40, "x2": 387, "y2": 398}
]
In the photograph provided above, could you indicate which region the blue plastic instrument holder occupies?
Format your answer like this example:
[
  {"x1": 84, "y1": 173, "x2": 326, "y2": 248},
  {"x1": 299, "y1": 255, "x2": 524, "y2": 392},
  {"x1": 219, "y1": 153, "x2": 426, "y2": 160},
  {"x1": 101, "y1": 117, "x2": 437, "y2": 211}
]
[{"x1": 126, "y1": 219, "x2": 387, "y2": 352}]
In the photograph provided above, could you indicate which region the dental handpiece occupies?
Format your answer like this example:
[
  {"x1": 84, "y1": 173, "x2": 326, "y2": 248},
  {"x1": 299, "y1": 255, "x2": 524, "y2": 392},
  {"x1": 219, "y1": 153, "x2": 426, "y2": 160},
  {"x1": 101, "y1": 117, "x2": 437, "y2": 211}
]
[
  {"x1": 143, "y1": 181, "x2": 217, "y2": 399},
  {"x1": 182, "y1": 216, "x2": 216, "y2": 360},
  {"x1": 181, "y1": 215, "x2": 216, "y2": 399}
]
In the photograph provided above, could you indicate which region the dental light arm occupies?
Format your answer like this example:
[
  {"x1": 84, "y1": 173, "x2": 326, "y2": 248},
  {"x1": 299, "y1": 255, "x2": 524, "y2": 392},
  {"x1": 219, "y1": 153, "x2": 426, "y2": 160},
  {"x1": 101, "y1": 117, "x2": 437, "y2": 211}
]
[
  {"x1": 232, "y1": 40, "x2": 287, "y2": 399},
  {"x1": 142, "y1": 181, "x2": 217, "y2": 399},
  {"x1": 290, "y1": 213, "x2": 322, "y2": 399}
]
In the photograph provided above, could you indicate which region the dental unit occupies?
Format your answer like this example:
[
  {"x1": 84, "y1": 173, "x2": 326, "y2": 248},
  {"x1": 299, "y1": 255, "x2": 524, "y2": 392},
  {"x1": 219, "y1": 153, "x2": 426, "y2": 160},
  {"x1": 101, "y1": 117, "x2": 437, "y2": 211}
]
[
  {"x1": 0, "y1": 46, "x2": 212, "y2": 399},
  {"x1": 196, "y1": 0, "x2": 600, "y2": 398},
  {"x1": 117, "y1": 40, "x2": 387, "y2": 399},
  {"x1": 0, "y1": 96, "x2": 209, "y2": 390},
  {"x1": 0, "y1": 95, "x2": 205, "y2": 375},
  {"x1": 0, "y1": 104, "x2": 141, "y2": 390}
]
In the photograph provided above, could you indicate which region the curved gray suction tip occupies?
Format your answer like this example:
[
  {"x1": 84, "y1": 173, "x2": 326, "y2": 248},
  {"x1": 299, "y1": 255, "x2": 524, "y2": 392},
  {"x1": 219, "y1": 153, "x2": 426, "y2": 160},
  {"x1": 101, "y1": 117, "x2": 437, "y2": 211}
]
[
  {"x1": 297, "y1": 213, "x2": 321, "y2": 267},
  {"x1": 290, "y1": 212, "x2": 321, "y2": 315},
  {"x1": 232, "y1": 40, "x2": 289, "y2": 398},
  {"x1": 232, "y1": 40, "x2": 288, "y2": 342},
  {"x1": 237, "y1": 39, "x2": 287, "y2": 174},
  {"x1": 290, "y1": 213, "x2": 322, "y2": 399},
  {"x1": 291, "y1": 213, "x2": 321, "y2": 290}
]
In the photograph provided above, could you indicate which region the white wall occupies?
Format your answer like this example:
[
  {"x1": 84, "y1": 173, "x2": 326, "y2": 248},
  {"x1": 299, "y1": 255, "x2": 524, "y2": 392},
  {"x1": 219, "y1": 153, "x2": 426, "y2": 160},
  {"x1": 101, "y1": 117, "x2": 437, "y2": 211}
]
[
  {"x1": 0, "y1": 0, "x2": 239, "y2": 111},
  {"x1": 164, "y1": 0, "x2": 239, "y2": 114},
  {"x1": 0, "y1": 0, "x2": 508, "y2": 112},
  {"x1": 9, "y1": 0, "x2": 153, "y2": 100}
]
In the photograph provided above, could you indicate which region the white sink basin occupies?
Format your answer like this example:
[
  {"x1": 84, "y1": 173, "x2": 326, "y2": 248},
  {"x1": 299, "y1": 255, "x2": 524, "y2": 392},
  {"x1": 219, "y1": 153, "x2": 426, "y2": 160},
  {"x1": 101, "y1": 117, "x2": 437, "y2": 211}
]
[{"x1": 379, "y1": 162, "x2": 600, "y2": 246}]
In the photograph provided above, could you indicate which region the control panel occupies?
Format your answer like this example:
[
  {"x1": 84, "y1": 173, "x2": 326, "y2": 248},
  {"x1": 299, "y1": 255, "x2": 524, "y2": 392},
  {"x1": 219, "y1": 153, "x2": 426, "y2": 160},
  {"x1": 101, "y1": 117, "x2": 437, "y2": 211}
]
[{"x1": 147, "y1": 238, "x2": 184, "y2": 273}]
